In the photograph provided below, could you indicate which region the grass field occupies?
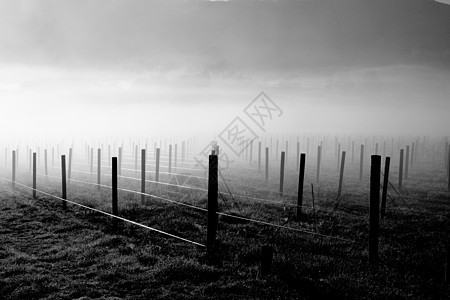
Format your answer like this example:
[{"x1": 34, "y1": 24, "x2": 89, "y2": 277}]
[{"x1": 0, "y1": 145, "x2": 449, "y2": 299}]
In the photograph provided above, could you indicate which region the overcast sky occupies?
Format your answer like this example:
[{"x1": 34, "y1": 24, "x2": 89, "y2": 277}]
[{"x1": 1, "y1": 0, "x2": 449, "y2": 140}]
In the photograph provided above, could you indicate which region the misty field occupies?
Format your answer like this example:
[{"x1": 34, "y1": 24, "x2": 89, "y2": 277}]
[{"x1": 0, "y1": 136, "x2": 449, "y2": 299}]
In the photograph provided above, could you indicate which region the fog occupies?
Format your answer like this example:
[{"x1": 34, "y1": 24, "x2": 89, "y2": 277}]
[{"x1": 1, "y1": 0, "x2": 449, "y2": 144}]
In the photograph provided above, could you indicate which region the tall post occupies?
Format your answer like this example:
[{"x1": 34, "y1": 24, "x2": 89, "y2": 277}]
[
  {"x1": 112, "y1": 157, "x2": 118, "y2": 228},
  {"x1": 207, "y1": 153, "x2": 218, "y2": 257},
  {"x1": 12, "y1": 150, "x2": 16, "y2": 190},
  {"x1": 369, "y1": 155, "x2": 381, "y2": 263},
  {"x1": 399, "y1": 149, "x2": 404, "y2": 189},
  {"x1": 61, "y1": 155, "x2": 67, "y2": 210},
  {"x1": 97, "y1": 148, "x2": 101, "y2": 189},
  {"x1": 33, "y1": 152, "x2": 37, "y2": 199},
  {"x1": 405, "y1": 145, "x2": 410, "y2": 179},
  {"x1": 279, "y1": 151, "x2": 285, "y2": 197},
  {"x1": 258, "y1": 142, "x2": 262, "y2": 173},
  {"x1": 67, "y1": 148, "x2": 72, "y2": 183},
  {"x1": 337, "y1": 151, "x2": 346, "y2": 199},
  {"x1": 381, "y1": 157, "x2": 390, "y2": 219},
  {"x1": 297, "y1": 153, "x2": 306, "y2": 219},
  {"x1": 359, "y1": 145, "x2": 364, "y2": 181},
  {"x1": 141, "y1": 149, "x2": 146, "y2": 204},
  {"x1": 168, "y1": 145, "x2": 172, "y2": 174},
  {"x1": 44, "y1": 149, "x2": 48, "y2": 177},
  {"x1": 155, "y1": 148, "x2": 160, "y2": 184},
  {"x1": 316, "y1": 145, "x2": 321, "y2": 183},
  {"x1": 265, "y1": 147, "x2": 269, "y2": 183}
]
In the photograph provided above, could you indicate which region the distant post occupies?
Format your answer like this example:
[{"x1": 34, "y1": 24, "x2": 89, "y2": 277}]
[
  {"x1": 265, "y1": 147, "x2": 269, "y2": 183},
  {"x1": 141, "y1": 149, "x2": 146, "y2": 204},
  {"x1": 359, "y1": 145, "x2": 364, "y2": 181},
  {"x1": 97, "y1": 148, "x2": 101, "y2": 189},
  {"x1": 337, "y1": 151, "x2": 346, "y2": 199},
  {"x1": 399, "y1": 149, "x2": 404, "y2": 189},
  {"x1": 112, "y1": 157, "x2": 118, "y2": 228},
  {"x1": 279, "y1": 151, "x2": 285, "y2": 197},
  {"x1": 33, "y1": 152, "x2": 37, "y2": 199},
  {"x1": 258, "y1": 142, "x2": 262, "y2": 173},
  {"x1": 297, "y1": 153, "x2": 306, "y2": 219},
  {"x1": 369, "y1": 155, "x2": 381, "y2": 263},
  {"x1": 61, "y1": 155, "x2": 67, "y2": 210},
  {"x1": 12, "y1": 150, "x2": 16, "y2": 190}
]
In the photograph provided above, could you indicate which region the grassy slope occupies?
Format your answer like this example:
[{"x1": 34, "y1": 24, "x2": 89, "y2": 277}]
[{"x1": 0, "y1": 161, "x2": 449, "y2": 299}]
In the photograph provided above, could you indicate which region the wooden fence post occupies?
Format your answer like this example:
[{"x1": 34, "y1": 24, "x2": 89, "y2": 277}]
[
  {"x1": 68, "y1": 148, "x2": 72, "y2": 183},
  {"x1": 279, "y1": 152, "x2": 285, "y2": 197},
  {"x1": 297, "y1": 153, "x2": 306, "y2": 219},
  {"x1": 258, "y1": 142, "x2": 262, "y2": 173},
  {"x1": 369, "y1": 155, "x2": 381, "y2": 263},
  {"x1": 405, "y1": 145, "x2": 410, "y2": 179},
  {"x1": 44, "y1": 149, "x2": 48, "y2": 177},
  {"x1": 112, "y1": 157, "x2": 118, "y2": 228},
  {"x1": 316, "y1": 145, "x2": 321, "y2": 183},
  {"x1": 265, "y1": 147, "x2": 269, "y2": 183},
  {"x1": 337, "y1": 151, "x2": 346, "y2": 199},
  {"x1": 12, "y1": 150, "x2": 16, "y2": 190},
  {"x1": 61, "y1": 155, "x2": 67, "y2": 210},
  {"x1": 33, "y1": 152, "x2": 37, "y2": 199},
  {"x1": 155, "y1": 148, "x2": 160, "y2": 185},
  {"x1": 399, "y1": 149, "x2": 404, "y2": 189},
  {"x1": 97, "y1": 148, "x2": 101, "y2": 189},
  {"x1": 359, "y1": 145, "x2": 364, "y2": 181},
  {"x1": 381, "y1": 157, "x2": 390, "y2": 219},
  {"x1": 168, "y1": 144, "x2": 172, "y2": 174},
  {"x1": 207, "y1": 153, "x2": 218, "y2": 257},
  {"x1": 141, "y1": 149, "x2": 146, "y2": 204}
]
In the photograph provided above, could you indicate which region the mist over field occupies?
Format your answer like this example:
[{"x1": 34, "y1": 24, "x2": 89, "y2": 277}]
[{"x1": 1, "y1": 0, "x2": 449, "y2": 141}]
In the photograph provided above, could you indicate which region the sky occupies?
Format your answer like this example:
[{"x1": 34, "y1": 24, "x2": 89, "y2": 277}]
[{"x1": 1, "y1": 0, "x2": 449, "y2": 142}]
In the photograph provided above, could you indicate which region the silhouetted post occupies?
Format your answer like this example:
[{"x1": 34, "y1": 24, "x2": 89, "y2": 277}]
[
  {"x1": 258, "y1": 142, "x2": 262, "y2": 173},
  {"x1": 260, "y1": 245, "x2": 273, "y2": 276},
  {"x1": 141, "y1": 149, "x2": 146, "y2": 204},
  {"x1": 112, "y1": 157, "x2": 118, "y2": 228},
  {"x1": 405, "y1": 145, "x2": 410, "y2": 179},
  {"x1": 155, "y1": 148, "x2": 160, "y2": 184},
  {"x1": 118, "y1": 147, "x2": 122, "y2": 176},
  {"x1": 337, "y1": 143, "x2": 341, "y2": 172},
  {"x1": 90, "y1": 147, "x2": 93, "y2": 173},
  {"x1": 297, "y1": 153, "x2": 306, "y2": 219},
  {"x1": 337, "y1": 151, "x2": 346, "y2": 199},
  {"x1": 97, "y1": 148, "x2": 101, "y2": 189},
  {"x1": 399, "y1": 149, "x2": 404, "y2": 189},
  {"x1": 352, "y1": 141, "x2": 355, "y2": 164},
  {"x1": 279, "y1": 151, "x2": 285, "y2": 197},
  {"x1": 207, "y1": 154, "x2": 218, "y2": 257},
  {"x1": 359, "y1": 145, "x2": 364, "y2": 181},
  {"x1": 265, "y1": 147, "x2": 269, "y2": 182},
  {"x1": 33, "y1": 152, "x2": 37, "y2": 199},
  {"x1": 174, "y1": 143, "x2": 178, "y2": 170},
  {"x1": 316, "y1": 146, "x2": 321, "y2": 183},
  {"x1": 381, "y1": 157, "x2": 390, "y2": 219},
  {"x1": 296, "y1": 142, "x2": 300, "y2": 172},
  {"x1": 168, "y1": 145, "x2": 172, "y2": 174},
  {"x1": 61, "y1": 155, "x2": 67, "y2": 210},
  {"x1": 68, "y1": 148, "x2": 72, "y2": 183},
  {"x1": 182, "y1": 141, "x2": 186, "y2": 165},
  {"x1": 369, "y1": 155, "x2": 381, "y2": 263},
  {"x1": 44, "y1": 149, "x2": 48, "y2": 177},
  {"x1": 12, "y1": 151, "x2": 16, "y2": 190}
]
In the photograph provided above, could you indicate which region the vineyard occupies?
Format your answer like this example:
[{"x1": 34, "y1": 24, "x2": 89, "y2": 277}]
[{"x1": 0, "y1": 135, "x2": 449, "y2": 298}]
